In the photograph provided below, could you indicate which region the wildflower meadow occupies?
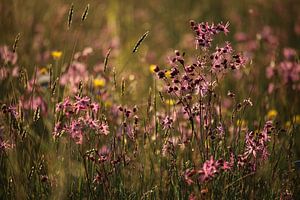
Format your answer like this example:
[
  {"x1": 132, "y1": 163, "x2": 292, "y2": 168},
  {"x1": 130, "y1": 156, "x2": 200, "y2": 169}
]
[{"x1": 0, "y1": 0, "x2": 300, "y2": 199}]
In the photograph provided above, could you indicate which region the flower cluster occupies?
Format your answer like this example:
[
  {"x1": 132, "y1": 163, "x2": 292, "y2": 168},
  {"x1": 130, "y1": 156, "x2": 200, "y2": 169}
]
[
  {"x1": 0, "y1": 127, "x2": 14, "y2": 151},
  {"x1": 184, "y1": 155, "x2": 233, "y2": 185},
  {"x1": 267, "y1": 47, "x2": 300, "y2": 91},
  {"x1": 1, "y1": 104, "x2": 19, "y2": 119},
  {"x1": 189, "y1": 20, "x2": 229, "y2": 48},
  {"x1": 278, "y1": 48, "x2": 300, "y2": 90},
  {"x1": 53, "y1": 95, "x2": 109, "y2": 144},
  {"x1": 0, "y1": 46, "x2": 19, "y2": 81},
  {"x1": 60, "y1": 62, "x2": 89, "y2": 93},
  {"x1": 243, "y1": 121, "x2": 272, "y2": 160},
  {"x1": 238, "y1": 121, "x2": 273, "y2": 170},
  {"x1": 20, "y1": 95, "x2": 47, "y2": 114},
  {"x1": 118, "y1": 105, "x2": 139, "y2": 140},
  {"x1": 86, "y1": 145, "x2": 111, "y2": 164},
  {"x1": 152, "y1": 21, "x2": 246, "y2": 127},
  {"x1": 183, "y1": 121, "x2": 273, "y2": 185},
  {"x1": 161, "y1": 116, "x2": 173, "y2": 130},
  {"x1": 0, "y1": 45, "x2": 18, "y2": 65},
  {"x1": 211, "y1": 42, "x2": 246, "y2": 72},
  {"x1": 59, "y1": 48, "x2": 94, "y2": 94}
]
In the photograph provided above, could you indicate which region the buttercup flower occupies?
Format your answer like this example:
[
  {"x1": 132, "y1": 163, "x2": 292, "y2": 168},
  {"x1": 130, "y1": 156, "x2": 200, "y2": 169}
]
[
  {"x1": 165, "y1": 70, "x2": 171, "y2": 78},
  {"x1": 93, "y1": 78, "x2": 106, "y2": 87},
  {"x1": 149, "y1": 64, "x2": 157, "y2": 73},
  {"x1": 267, "y1": 109, "x2": 278, "y2": 120},
  {"x1": 165, "y1": 99, "x2": 175, "y2": 106},
  {"x1": 51, "y1": 51, "x2": 62, "y2": 60}
]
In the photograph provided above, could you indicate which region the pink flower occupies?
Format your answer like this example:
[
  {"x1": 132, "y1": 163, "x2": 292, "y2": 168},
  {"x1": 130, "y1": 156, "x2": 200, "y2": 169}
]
[
  {"x1": 21, "y1": 96, "x2": 47, "y2": 114},
  {"x1": 56, "y1": 96, "x2": 71, "y2": 113},
  {"x1": 184, "y1": 169, "x2": 196, "y2": 185},
  {"x1": 0, "y1": 45, "x2": 18, "y2": 65},
  {"x1": 198, "y1": 156, "x2": 219, "y2": 182},
  {"x1": 0, "y1": 139, "x2": 13, "y2": 151},
  {"x1": 74, "y1": 96, "x2": 90, "y2": 114},
  {"x1": 86, "y1": 117, "x2": 100, "y2": 130},
  {"x1": 161, "y1": 116, "x2": 173, "y2": 130},
  {"x1": 68, "y1": 120, "x2": 83, "y2": 144},
  {"x1": 90, "y1": 103, "x2": 100, "y2": 113},
  {"x1": 234, "y1": 32, "x2": 248, "y2": 42},
  {"x1": 243, "y1": 121, "x2": 273, "y2": 163},
  {"x1": 99, "y1": 122, "x2": 109, "y2": 135},
  {"x1": 96, "y1": 145, "x2": 111, "y2": 162},
  {"x1": 53, "y1": 95, "x2": 109, "y2": 144},
  {"x1": 53, "y1": 122, "x2": 63, "y2": 138},
  {"x1": 0, "y1": 68, "x2": 8, "y2": 80},
  {"x1": 60, "y1": 61, "x2": 89, "y2": 93},
  {"x1": 190, "y1": 21, "x2": 230, "y2": 48},
  {"x1": 283, "y1": 48, "x2": 297, "y2": 60},
  {"x1": 0, "y1": 128, "x2": 14, "y2": 151}
]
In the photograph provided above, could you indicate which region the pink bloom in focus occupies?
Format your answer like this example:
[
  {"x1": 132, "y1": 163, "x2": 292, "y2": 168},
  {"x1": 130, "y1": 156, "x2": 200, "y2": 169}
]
[
  {"x1": 74, "y1": 96, "x2": 90, "y2": 114},
  {"x1": 90, "y1": 103, "x2": 100, "y2": 114},
  {"x1": 99, "y1": 122, "x2": 110, "y2": 135},
  {"x1": 198, "y1": 156, "x2": 219, "y2": 182}
]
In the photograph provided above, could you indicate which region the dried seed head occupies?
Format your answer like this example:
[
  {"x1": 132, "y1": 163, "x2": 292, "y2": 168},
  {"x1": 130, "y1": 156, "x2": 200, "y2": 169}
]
[
  {"x1": 12, "y1": 33, "x2": 21, "y2": 53},
  {"x1": 33, "y1": 107, "x2": 40, "y2": 122},
  {"x1": 81, "y1": 4, "x2": 89, "y2": 22},
  {"x1": 104, "y1": 48, "x2": 111, "y2": 72},
  {"x1": 67, "y1": 3, "x2": 74, "y2": 29},
  {"x1": 132, "y1": 31, "x2": 149, "y2": 53}
]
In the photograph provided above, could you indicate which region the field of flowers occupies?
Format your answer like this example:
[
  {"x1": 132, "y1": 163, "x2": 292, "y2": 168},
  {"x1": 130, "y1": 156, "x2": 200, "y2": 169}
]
[{"x1": 0, "y1": 0, "x2": 300, "y2": 199}]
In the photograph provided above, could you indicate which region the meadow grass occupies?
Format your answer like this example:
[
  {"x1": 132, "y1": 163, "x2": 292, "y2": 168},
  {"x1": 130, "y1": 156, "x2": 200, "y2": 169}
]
[{"x1": 0, "y1": 1, "x2": 300, "y2": 199}]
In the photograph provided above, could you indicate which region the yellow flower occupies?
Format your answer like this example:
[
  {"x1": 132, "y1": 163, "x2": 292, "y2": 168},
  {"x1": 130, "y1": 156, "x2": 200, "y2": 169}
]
[
  {"x1": 155, "y1": 149, "x2": 160, "y2": 155},
  {"x1": 285, "y1": 115, "x2": 300, "y2": 129},
  {"x1": 93, "y1": 78, "x2": 106, "y2": 87},
  {"x1": 285, "y1": 121, "x2": 291, "y2": 129},
  {"x1": 236, "y1": 119, "x2": 247, "y2": 127},
  {"x1": 51, "y1": 51, "x2": 62, "y2": 60},
  {"x1": 293, "y1": 115, "x2": 300, "y2": 124},
  {"x1": 165, "y1": 99, "x2": 175, "y2": 106},
  {"x1": 267, "y1": 109, "x2": 278, "y2": 120},
  {"x1": 165, "y1": 70, "x2": 171, "y2": 78},
  {"x1": 151, "y1": 134, "x2": 156, "y2": 141},
  {"x1": 149, "y1": 64, "x2": 157, "y2": 73},
  {"x1": 129, "y1": 74, "x2": 135, "y2": 81},
  {"x1": 39, "y1": 67, "x2": 48, "y2": 75},
  {"x1": 104, "y1": 101, "x2": 112, "y2": 108}
]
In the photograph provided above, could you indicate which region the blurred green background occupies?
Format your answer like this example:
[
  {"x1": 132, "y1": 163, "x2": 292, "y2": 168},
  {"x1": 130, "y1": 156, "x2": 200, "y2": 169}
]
[
  {"x1": 1, "y1": 0, "x2": 299, "y2": 63},
  {"x1": 1, "y1": 0, "x2": 300, "y2": 103}
]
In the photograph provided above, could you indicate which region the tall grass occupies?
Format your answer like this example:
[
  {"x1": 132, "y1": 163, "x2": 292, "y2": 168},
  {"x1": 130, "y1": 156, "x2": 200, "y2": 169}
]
[{"x1": 0, "y1": 1, "x2": 300, "y2": 199}]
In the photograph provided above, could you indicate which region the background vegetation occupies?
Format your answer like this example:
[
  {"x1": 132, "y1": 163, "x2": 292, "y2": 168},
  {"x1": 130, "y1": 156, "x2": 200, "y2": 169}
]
[{"x1": 0, "y1": 0, "x2": 300, "y2": 199}]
